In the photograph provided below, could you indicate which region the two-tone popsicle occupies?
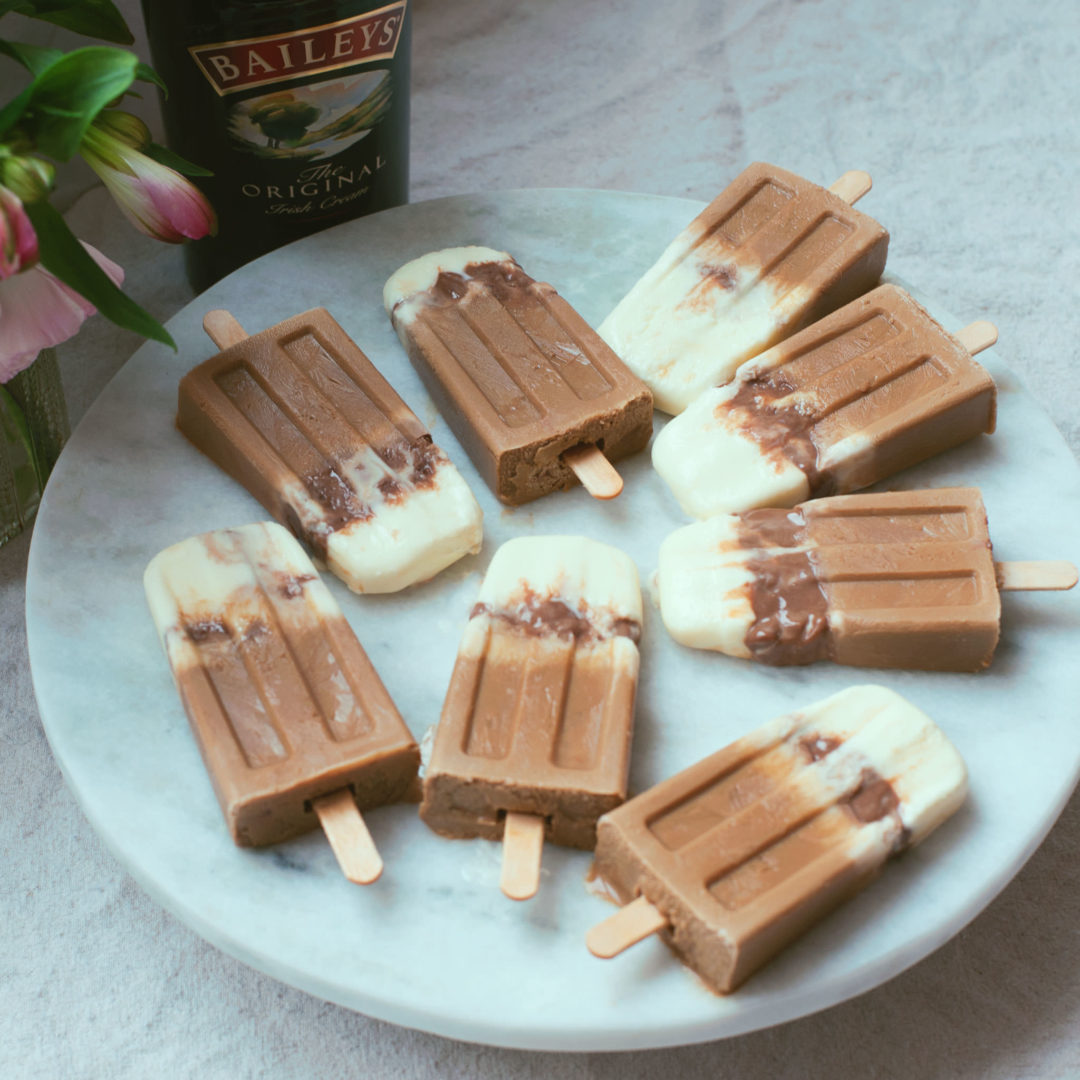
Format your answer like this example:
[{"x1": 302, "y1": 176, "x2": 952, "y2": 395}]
[
  {"x1": 586, "y1": 686, "x2": 967, "y2": 993},
  {"x1": 655, "y1": 487, "x2": 1077, "y2": 671},
  {"x1": 144, "y1": 521, "x2": 420, "y2": 884},
  {"x1": 599, "y1": 163, "x2": 890, "y2": 414},
  {"x1": 651, "y1": 284, "x2": 999, "y2": 519},
  {"x1": 385, "y1": 248, "x2": 654, "y2": 504},
  {"x1": 179, "y1": 307, "x2": 483, "y2": 594},
  {"x1": 421, "y1": 536, "x2": 643, "y2": 900}
]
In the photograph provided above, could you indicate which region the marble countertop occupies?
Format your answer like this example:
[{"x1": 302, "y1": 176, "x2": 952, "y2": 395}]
[{"x1": 3, "y1": 0, "x2": 1080, "y2": 1076}]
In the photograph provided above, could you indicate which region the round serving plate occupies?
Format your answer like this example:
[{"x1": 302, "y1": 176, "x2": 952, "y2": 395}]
[{"x1": 26, "y1": 189, "x2": 1080, "y2": 1050}]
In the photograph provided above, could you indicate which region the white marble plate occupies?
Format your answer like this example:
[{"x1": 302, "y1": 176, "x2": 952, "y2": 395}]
[{"x1": 26, "y1": 190, "x2": 1080, "y2": 1051}]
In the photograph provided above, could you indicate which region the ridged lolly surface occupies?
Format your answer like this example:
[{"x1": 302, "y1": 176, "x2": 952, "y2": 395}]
[
  {"x1": 386, "y1": 248, "x2": 653, "y2": 504},
  {"x1": 652, "y1": 284, "x2": 997, "y2": 518},
  {"x1": 144, "y1": 522, "x2": 419, "y2": 846},
  {"x1": 178, "y1": 307, "x2": 483, "y2": 593},
  {"x1": 657, "y1": 487, "x2": 1001, "y2": 671},
  {"x1": 592, "y1": 685, "x2": 967, "y2": 993},
  {"x1": 421, "y1": 536, "x2": 642, "y2": 849},
  {"x1": 600, "y1": 162, "x2": 889, "y2": 413}
]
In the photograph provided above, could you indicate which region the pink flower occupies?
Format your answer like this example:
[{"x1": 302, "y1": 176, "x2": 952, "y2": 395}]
[
  {"x1": 0, "y1": 185, "x2": 39, "y2": 279},
  {"x1": 81, "y1": 114, "x2": 216, "y2": 244},
  {"x1": 0, "y1": 242, "x2": 124, "y2": 383}
]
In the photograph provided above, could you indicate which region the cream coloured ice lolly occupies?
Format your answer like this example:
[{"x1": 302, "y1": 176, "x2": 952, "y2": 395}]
[
  {"x1": 652, "y1": 284, "x2": 997, "y2": 519},
  {"x1": 144, "y1": 521, "x2": 420, "y2": 883},
  {"x1": 421, "y1": 535, "x2": 642, "y2": 900},
  {"x1": 656, "y1": 488, "x2": 1077, "y2": 671},
  {"x1": 599, "y1": 163, "x2": 889, "y2": 413},
  {"x1": 586, "y1": 685, "x2": 967, "y2": 993},
  {"x1": 384, "y1": 247, "x2": 654, "y2": 505},
  {"x1": 179, "y1": 308, "x2": 483, "y2": 594}
]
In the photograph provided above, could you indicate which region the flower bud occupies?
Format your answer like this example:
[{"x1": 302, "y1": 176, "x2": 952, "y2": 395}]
[
  {"x1": 92, "y1": 110, "x2": 152, "y2": 153},
  {"x1": 81, "y1": 121, "x2": 216, "y2": 244},
  {"x1": 0, "y1": 154, "x2": 55, "y2": 204}
]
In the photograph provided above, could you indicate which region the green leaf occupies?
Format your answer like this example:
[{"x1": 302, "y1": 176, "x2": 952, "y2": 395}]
[
  {"x1": 20, "y1": 46, "x2": 138, "y2": 160},
  {"x1": 0, "y1": 80, "x2": 32, "y2": 139},
  {"x1": 0, "y1": 1, "x2": 133, "y2": 45},
  {"x1": 145, "y1": 142, "x2": 213, "y2": 177},
  {"x1": 0, "y1": 38, "x2": 63, "y2": 75},
  {"x1": 38, "y1": 103, "x2": 81, "y2": 120},
  {"x1": 134, "y1": 61, "x2": 166, "y2": 94},
  {"x1": 25, "y1": 201, "x2": 175, "y2": 349}
]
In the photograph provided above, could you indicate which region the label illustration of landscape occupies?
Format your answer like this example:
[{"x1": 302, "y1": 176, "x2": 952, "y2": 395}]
[{"x1": 228, "y1": 70, "x2": 392, "y2": 161}]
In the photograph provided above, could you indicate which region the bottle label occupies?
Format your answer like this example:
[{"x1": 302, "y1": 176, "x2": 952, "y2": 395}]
[{"x1": 188, "y1": 0, "x2": 406, "y2": 96}]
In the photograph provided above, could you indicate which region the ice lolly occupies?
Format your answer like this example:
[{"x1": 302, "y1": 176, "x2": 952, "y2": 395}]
[
  {"x1": 586, "y1": 685, "x2": 967, "y2": 993},
  {"x1": 599, "y1": 163, "x2": 890, "y2": 413},
  {"x1": 652, "y1": 284, "x2": 998, "y2": 519},
  {"x1": 144, "y1": 521, "x2": 420, "y2": 883},
  {"x1": 384, "y1": 247, "x2": 654, "y2": 505},
  {"x1": 178, "y1": 307, "x2": 483, "y2": 594},
  {"x1": 656, "y1": 487, "x2": 1078, "y2": 672},
  {"x1": 421, "y1": 535, "x2": 643, "y2": 900}
]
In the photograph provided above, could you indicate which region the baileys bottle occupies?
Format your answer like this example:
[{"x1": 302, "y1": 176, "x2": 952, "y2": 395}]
[{"x1": 141, "y1": 0, "x2": 410, "y2": 292}]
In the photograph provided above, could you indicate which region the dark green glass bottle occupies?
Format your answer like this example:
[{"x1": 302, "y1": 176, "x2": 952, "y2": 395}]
[{"x1": 141, "y1": 0, "x2": 410, "y2": 292}]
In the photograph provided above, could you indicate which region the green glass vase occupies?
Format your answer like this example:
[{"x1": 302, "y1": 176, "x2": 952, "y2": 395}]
[{"x1": 0, "y1": 348, "x2": 70, "y2": 546}]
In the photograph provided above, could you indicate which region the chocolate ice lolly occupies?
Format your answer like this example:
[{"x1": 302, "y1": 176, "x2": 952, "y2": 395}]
[
  {"x1": 421, "y1": 536, "x2": 643, "y2": 900},
  {"x1": 384, "y1": 247, "x2": 654, "y2": 505},
  {"x1": 599, "y1": 164, "x2": 889, "y2": 413},
  {"x1": 144, "y1": 521, "x2": 419, "y2": 883},
  {"x1": 587, "y1": 685, "x2": 967, "y2": 993},
  {"x1": 656, "y1": 487, "x2": 1077, "y2": 672},
  {"x1": 652, "y1": 284, "x2": 998, "y2": 519},
  {"x1": 179, "y1": 308, "x2": 483, "y2": 594}
]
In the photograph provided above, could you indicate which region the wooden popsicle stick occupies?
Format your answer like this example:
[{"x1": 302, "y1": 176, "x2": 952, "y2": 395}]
[
  {"x1": 562, "y1": 444, "x2": 624, "y2": 500},
  {"x1": 586, "y1": 895, "x2": 669, "y2": 959},
  {"x1": 203, "y1": 309, "x2": 249, "y2": 349},
  {"x1": 955, "y1": 320, "x2": 998, "y2": 356},
  {"x1": 500, "y1": 811, "x2": 546, "y2": 900},
  {"x1": 312, "y1": 789, "x2": 384, "y2": 885},
  {"x1": 996, "y1": 560, "x2": 1078, "y2": 592},
  {"x1": 828, "y1": 170, "x2": 873, "y2": 206}
]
